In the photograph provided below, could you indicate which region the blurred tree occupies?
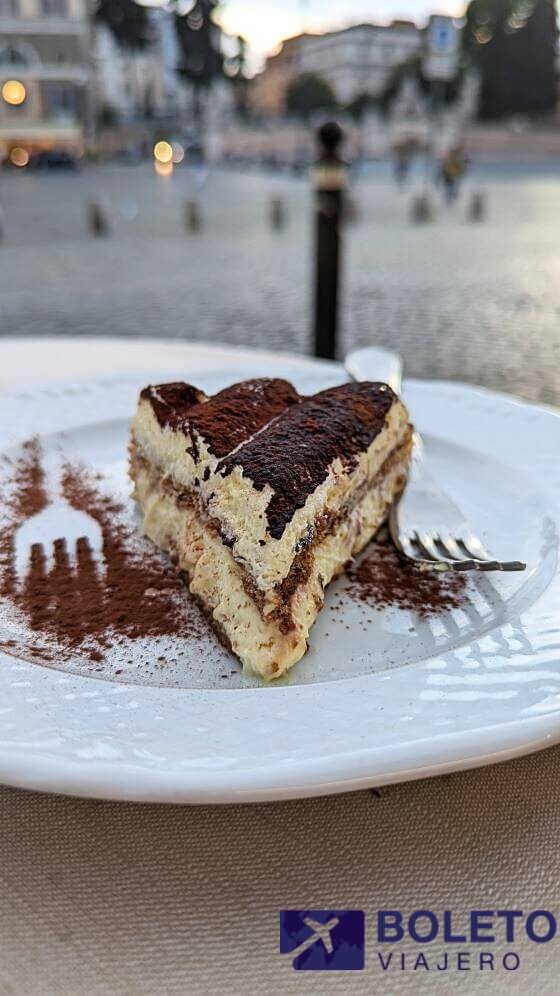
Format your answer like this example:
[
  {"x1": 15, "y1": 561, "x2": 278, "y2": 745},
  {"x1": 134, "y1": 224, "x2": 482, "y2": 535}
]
[
  {"x1": 346, "y1": 92, "x2": 379, "y2": 121},
  {"x1": 379, "y1": 55, "x2": 463, "y2": 116},
  {"x1": 95, "y1": 0, "x2": 154, "y2": 120},
  {"x1": 464, "y1": 0, "x2": 558, "y2": 118},
  {"x1": 224, "y1": 34, "x2": 250, "y2": 117},
  {"x1": 285, "y1": 73, "x2": 337, "y2": 120},
  {"x1": 95, "y1": 0, "x2": 153, "y2": 51},
  {"x1": 174, "y1": 0, "x2": 224, "y2": 136}
]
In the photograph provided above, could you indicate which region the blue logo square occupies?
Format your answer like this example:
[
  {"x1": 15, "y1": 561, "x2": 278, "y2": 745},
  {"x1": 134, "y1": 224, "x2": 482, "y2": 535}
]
[{"x1": 279, "y1": 909, "x2": 365, "y2": 971}]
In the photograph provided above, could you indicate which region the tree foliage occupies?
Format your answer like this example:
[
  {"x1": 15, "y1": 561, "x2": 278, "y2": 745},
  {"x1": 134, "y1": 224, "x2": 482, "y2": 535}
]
[
  {"x1": 95, "y1": 0, "x2": 153, "y2": 52},
  {"x1": 464, "y1": 0, "x2": 558, "y2": 117},
  {"x1": 379, "y1": 55, "x2": 463, "y2": 116},
  {"x1": 174, "y1": 0, "x2": 224, "y2": 90},
  {"x1": 285, "y1": 73, "x2": 337, "y2": 120},
  {"x1": 345, "y1": 91, "x2": 379, "y2": 121}
]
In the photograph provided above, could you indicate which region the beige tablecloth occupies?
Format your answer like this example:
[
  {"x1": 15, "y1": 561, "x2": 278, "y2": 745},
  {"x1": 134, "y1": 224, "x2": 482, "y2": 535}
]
[
  {"x1": 1, "y1": 749, "x2": 559, "y2": 995},
  {"x1": 0, "y1": 339, "x2": 558, "y2": 995}
]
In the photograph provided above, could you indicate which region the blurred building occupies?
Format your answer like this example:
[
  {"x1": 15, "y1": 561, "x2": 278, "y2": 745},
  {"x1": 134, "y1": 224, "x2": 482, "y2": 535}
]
[
  {"x1": 94, "y1": 8, "x2": 236, "y2": 143},
  {"x1": 93, "y1": 8, "x2": 188, "y2": 126},
  {"x1": 249, "y1": 33, "x2": 309, "y2": 117},
  {"x1": 299, "y1": 21, "x2": 421, "y2": 104},
  {"x1": 250, "y1": 21, "x2": 421, "y2": 116},
  {"x1": 0, "y1": 0, "x2": 89, "y2": 160}
]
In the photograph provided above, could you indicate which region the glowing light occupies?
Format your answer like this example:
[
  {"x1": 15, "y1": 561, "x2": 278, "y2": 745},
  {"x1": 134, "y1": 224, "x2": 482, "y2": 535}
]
[
  {"x1": 153, "y1": 140, "x2": 173, "y2": 164},
  {"x1": 171, "y1": 142, "x2": 184, "y2": 164},
  {"x1": 2, "y1": 79, "x2": 26, "y2": 106},
  {"x1": 155, "y1": 160, "x2": 173, "y2": 178},
  {"x1": 9, "y1": 146, "x2": 29, "y2": 167}
]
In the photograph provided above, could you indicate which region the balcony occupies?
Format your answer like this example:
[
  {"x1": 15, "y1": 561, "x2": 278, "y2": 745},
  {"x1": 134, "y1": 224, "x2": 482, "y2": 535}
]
[
  {"x1": 0, "y1": 17, "x2": 86, "y2": 35},
  {"x1": 4, "y1": 62, "x2": 88, "y2": 82},
  {"x1": 0, "y1": 114, "x2": 82, "y2": 145}
]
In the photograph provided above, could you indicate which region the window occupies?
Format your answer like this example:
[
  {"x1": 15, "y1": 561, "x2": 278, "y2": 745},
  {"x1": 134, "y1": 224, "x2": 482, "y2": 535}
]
[
  {"x1": 42, "y1": 81, "x2": 76, "y2": 117},
  {"x1": 0, "y1": 0, "x2": 20, "y2": 15},
  {"x1": 41, "y1": 0, "x2": 67, "y2": 16},
  {"x1": 0, "y1": 41, "x2": 28, "y2": 66}
]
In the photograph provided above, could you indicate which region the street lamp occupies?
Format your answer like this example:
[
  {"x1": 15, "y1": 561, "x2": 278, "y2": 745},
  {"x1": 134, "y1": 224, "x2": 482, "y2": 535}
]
[
  {"x1": 2, "y1": 79, "x2": 26, "y2": 106},
  {"x1": 154, "y1": 140, "x2": 173, "y2": 163}
]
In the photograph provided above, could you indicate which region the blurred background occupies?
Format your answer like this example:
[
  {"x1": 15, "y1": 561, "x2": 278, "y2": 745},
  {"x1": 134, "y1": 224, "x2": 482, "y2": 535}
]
[{"x1": 0, "y1": 0, "x2": 559, "y2": 403}]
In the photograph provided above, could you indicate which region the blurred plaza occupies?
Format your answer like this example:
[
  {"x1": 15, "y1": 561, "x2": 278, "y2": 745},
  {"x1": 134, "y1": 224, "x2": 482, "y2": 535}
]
[{"x1": 1, "y1": 158, "x2": 560, "y2": 405}]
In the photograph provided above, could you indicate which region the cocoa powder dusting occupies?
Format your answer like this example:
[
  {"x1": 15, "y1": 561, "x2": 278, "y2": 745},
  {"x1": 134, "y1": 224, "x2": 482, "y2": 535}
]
[
  {"x1": 0, "y1": 440, "x2": 207, "y2": 665},
  {"x1": 0, "y1": 440, "x2": 467, "y2": 676},
  {"x1": 345, "y1": 531, "x2": 467, "y2": 617}
]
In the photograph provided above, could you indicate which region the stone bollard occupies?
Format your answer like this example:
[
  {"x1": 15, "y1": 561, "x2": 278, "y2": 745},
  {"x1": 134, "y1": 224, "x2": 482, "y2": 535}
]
[
  {"x1": 185, "y1": 199, "x2": 202, "y2": 234},
  {"x1": 88, "y1": 200, "x2": 109, "y2": 237},
  {"x1": 411, "y1": 193, "x2": 433, "y2": 224},
  {"x1": 270, "y1": 197, "x2": 286, "y2": 230},
  {"x1": 469, "y1": 191, "x2": 485, "y2": 222}
]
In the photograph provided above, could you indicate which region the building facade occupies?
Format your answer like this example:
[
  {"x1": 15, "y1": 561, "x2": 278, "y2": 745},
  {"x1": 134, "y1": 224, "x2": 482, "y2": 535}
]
[
  {"x1": 93, "y1": 8, "x2": 189, "y2": 127},
  {"x1": 251, "y1": 21, "x2": 422, "y2": 116},
  {"x1": 298, "y1": 21, "x2": 421, "y2": 104},
  {"x1": 0, "y1": 0, "x2": 90, "y2": 158},
  {"x1": 249, "y1": 34, "x2": 308, "y2": 117}
]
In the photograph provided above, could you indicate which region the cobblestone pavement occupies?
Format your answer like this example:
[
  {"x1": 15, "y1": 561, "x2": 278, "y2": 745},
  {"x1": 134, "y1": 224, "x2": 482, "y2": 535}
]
[{"x1": 1, "y1": 162, "x2": 560, "y2": 405}]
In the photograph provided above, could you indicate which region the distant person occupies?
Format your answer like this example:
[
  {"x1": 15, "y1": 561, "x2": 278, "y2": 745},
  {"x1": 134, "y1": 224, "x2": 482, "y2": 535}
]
[{"x1": 393, "y1": 145, "x2": 412, "y2": 187}]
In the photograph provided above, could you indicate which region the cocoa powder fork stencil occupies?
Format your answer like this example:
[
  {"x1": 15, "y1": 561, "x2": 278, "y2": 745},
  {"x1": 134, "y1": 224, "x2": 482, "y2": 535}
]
[{"x1": 14, "y1": 449, "x2": 105, "y2": 584}]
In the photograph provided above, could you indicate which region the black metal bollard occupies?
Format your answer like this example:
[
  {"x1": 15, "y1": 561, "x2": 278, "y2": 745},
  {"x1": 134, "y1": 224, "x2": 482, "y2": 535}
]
[{"x1": 312, "y1": 122, "x2": 347, "y2": 360}]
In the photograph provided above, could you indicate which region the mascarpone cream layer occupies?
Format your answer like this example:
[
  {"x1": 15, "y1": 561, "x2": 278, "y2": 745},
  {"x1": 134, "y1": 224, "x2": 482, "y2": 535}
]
[
  {"x1": 131, "y1": 399, "x2": 216, "y2": 488},
  {"x1": 203, "y1": 399, "x2": 410, "y2": 592},
  {"x1": 132, "y1": 451, "x2": 411, "y2": 677}
]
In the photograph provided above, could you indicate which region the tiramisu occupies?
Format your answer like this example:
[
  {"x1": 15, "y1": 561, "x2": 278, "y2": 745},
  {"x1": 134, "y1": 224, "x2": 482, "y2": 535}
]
[{"x1": 130, "y1": 377, "x2": 413, "y2": 679}]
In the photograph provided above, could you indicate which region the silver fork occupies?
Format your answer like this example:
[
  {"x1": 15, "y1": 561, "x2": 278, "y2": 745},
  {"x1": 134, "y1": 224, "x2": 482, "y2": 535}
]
[
  {"x1": 344, "y1": 347, "x2": 526, "y2": 574},
  {"x1": 389, "y1": 432, "x2": 526, "y2": 573},
  {"x1": 14, "y1": 451, "x2": 105, "y2": 584}
]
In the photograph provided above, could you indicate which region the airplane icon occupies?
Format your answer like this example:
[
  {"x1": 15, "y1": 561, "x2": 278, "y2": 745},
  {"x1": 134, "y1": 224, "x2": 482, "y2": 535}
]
[
  {"x1": 280, "y1": 909, "x2": 365, "y2": 970},
  {"x1": 283, "y1": 915, "x2": 340, "y2": 963}
]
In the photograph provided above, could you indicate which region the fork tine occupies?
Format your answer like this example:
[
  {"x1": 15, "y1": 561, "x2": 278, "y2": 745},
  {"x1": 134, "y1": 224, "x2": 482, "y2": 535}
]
[
  {"x1": 76, "y1": 536, "x2": 104, "y2": 588},
  {"x1": 400, "y1": 535, "x2": 477, "y2": 573},
  {"x1": 52, "y1": 537, "x2": 72, "y2": 579},
  {"x1": 438, "y1": 536, "x2": 466, "y2": 561},
  {"x1": 437, "y1": 535, "x2": 498, "y2": 571},
  {"x1": 415, "y1": 533, "x2": 478, "y2": 569},
  {"x1": 456, "y1": 537, "x2": 491, "y2": 561},
  {"x1": 414, "y1": 532, "x2": 445, "y2": 562},
  {"x1": 455, "y1": 537, "x2": 526, "y2": 572},
  {"x1": 397, "y1": 534, "x2": 418, "y2": 561}
]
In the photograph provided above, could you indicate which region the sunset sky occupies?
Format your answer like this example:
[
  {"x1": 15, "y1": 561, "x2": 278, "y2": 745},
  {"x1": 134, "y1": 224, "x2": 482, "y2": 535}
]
[{"x1": 215, "y1": 0, "x2": 465, "y2": 67}]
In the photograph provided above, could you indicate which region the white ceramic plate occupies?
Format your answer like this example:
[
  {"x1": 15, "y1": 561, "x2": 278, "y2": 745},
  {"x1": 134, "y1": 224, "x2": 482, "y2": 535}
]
[{"x1": 0, "y1": 354, "x2": 559, "y2": 803}]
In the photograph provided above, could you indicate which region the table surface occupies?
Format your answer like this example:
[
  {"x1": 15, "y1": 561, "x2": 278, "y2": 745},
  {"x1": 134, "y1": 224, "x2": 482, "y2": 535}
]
[{"x1": 0, "y1": 337, "x2": 558, "y2": 996}]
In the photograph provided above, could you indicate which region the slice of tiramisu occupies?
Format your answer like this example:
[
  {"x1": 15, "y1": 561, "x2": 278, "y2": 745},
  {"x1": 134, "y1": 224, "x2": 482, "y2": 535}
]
[{"x1": 130, "y1": 378, "x2": 413, "y2": 679}]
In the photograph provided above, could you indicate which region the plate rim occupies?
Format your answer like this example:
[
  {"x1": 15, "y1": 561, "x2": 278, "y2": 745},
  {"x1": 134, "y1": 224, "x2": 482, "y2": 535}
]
[{"x1": 0, "y1": 355, "x2": 559, "y2": 803}]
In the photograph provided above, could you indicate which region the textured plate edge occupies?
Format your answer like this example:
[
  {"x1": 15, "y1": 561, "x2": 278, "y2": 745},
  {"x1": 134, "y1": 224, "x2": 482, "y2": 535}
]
[
  {"x1": 0, "y1": 714, "x2": 558, "y2": 804},
  {"x1": 0, "y1": 366, "x2": 560, "y2": 802}
]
